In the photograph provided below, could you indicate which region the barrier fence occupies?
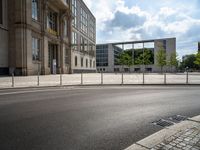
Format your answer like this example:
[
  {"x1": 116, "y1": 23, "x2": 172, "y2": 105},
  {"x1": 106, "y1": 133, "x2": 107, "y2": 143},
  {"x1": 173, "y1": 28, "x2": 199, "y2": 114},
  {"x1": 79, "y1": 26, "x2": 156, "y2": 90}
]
[{"x1": 0, "y1": 72, "x2": 200, "y2": 88}]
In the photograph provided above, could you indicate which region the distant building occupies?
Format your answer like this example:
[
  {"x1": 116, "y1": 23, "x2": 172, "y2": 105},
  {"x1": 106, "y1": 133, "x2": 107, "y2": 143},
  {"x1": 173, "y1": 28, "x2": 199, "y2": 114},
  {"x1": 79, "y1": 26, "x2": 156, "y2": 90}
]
[{"x1": 96, "y1": 38, "x2": 176, "y2": 73}]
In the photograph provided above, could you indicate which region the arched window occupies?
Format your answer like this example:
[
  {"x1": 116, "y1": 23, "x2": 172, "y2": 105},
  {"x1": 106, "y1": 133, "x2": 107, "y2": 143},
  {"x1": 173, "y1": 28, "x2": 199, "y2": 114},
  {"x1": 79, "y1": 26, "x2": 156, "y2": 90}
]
[
  {"x1": 81, "y1": 57, "x2": 83, "y2": 67},
  {"x1": 64, "y1": 19, "x2": 67, "y2": 37},
  {"x1": 93, "y1": 61, "x2": 96, "y2": 68},
  {"x1": 75, "y1": 56, "x2": 78, "y2": 66},
  {"x1": 86, "y1": 59, "x2": 88, "y2": 68}
]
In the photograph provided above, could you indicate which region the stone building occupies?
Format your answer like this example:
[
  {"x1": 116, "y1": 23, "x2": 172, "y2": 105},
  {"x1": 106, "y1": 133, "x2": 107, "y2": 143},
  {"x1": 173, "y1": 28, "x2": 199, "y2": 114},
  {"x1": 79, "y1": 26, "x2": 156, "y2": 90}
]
[
  {"x1": 71, "y1": 0, "x2": 96, "y2": 73},
  {"x1": 0, "y1": 0, "x2": 96, "y2": 75}
]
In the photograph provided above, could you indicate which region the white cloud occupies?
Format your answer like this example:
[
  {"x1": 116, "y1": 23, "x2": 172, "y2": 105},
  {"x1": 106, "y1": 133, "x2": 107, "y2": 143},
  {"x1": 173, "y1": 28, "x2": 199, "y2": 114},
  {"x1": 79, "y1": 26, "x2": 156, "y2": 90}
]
[
  {"x1": 83, "y1": 0, "x2": 200, "y2": 57},
  {"x1": 159, "y1": 7, "x2": 176, "y2": 16}
]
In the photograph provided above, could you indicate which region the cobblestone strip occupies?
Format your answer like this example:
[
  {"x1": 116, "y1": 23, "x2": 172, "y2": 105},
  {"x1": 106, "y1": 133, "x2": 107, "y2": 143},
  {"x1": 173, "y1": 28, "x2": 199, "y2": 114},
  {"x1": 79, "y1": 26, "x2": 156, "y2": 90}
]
[{"x1": 151, "y1": 125, "x2": 200, "y2": 150}]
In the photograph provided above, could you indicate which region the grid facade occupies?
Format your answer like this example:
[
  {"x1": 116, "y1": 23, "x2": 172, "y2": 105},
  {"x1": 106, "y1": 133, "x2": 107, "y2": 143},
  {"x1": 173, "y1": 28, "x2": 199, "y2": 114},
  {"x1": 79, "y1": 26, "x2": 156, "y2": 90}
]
[{"x1": 71, "y1": 0, "x2": 96, "y2": 73}]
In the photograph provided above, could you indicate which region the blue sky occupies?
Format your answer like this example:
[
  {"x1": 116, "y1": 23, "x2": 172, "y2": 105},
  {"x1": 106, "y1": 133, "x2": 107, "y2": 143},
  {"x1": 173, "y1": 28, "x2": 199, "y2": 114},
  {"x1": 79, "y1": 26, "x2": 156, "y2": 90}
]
[{"x1": 83, "y1": 0, "x2": 200, "y2": 59}]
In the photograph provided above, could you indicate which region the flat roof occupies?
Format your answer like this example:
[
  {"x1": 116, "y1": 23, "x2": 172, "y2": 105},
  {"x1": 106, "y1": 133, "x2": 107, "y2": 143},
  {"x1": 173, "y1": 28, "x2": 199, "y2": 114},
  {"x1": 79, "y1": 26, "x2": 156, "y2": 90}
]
[{"x1": 97, "y1": 37, "x2": 176, "y2": 45}]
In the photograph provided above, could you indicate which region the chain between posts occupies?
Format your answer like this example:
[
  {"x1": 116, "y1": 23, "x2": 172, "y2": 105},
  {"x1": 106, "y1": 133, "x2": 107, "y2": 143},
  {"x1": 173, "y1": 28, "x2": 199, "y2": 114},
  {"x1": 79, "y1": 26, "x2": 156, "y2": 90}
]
[
  {"x1": 101, "y1": 72, "x2": 103, "y2": 84},
  {"x1": 81, "y1": 72, "x2": 83, "y2": 85},
  {"x1": 164, "y1": 73, "x2": 167, "y2": 84},
  {"x1": 60, "y1": 73, "x2": 62, "y2": 86}
]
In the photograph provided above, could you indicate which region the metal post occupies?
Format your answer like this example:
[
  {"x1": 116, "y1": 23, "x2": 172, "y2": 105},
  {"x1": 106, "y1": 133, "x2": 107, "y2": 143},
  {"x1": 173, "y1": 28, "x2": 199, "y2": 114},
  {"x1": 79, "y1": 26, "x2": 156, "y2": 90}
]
[
  {"x1": 60, "y1": 73, "x2": 62, "y2": 86},
  {"x1": 122, "y1": 73, "x2": 124, "y2": 85},
  {"x1": 12, "y1": 73, "x2": 14, "y2": 87},
  {"x1": 37, "y1": 73, "x2": 40, "y2": 86},
  {"x1": 37, "y1": 63, "x2": 40, "y2": 86},
  {"x1": 164, "y1": 73, "x2": 167, "y2": 84},
  {"x1": 142, "y1": 43, "x2": 145, "y2": 85},
  {"x1": 81, "y1": 72, "x2": 83, "y2": 85},
  {"x1": 186, "y1": 71, "x2": 189, "y2": 84},
  {"x1": 101, "y1": 72, "x2": 103, "y2": 84},
  {"x1": 143, "y1": 72, "x2": 145, "y2": 84}
]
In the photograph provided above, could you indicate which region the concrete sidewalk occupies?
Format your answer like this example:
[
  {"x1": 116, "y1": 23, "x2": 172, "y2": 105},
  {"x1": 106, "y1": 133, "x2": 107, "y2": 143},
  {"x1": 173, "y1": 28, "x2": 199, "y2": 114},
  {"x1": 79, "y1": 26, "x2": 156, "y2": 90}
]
[
  {"x1": 125, "y1": 116, "x2": 200, "y2": 150},
  {"x1": 0, "y1": 73, "x2": 200, "y2": 89}
]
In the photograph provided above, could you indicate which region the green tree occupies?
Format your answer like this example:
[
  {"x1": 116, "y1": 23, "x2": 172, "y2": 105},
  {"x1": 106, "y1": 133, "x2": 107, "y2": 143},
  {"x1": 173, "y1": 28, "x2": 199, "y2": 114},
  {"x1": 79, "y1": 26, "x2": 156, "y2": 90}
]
[
  {"x1": 194, "y1": 52, "x2": 200, "y2": 70},
  {"x1": 118, "y1": 50, "x2": 134, "y2": 72},
  {"x1": 156, "y1": 47, "x2": 166, "y2": 73},
  {"x1": 168, "y1": 52, "x2": 178, "y2": 72},
  {"x1": 135, "y1": 49, "x2": 154, "y2": 65},
  {"x1": 179, "y1": 54, "x2": 199, "y2": 71}
]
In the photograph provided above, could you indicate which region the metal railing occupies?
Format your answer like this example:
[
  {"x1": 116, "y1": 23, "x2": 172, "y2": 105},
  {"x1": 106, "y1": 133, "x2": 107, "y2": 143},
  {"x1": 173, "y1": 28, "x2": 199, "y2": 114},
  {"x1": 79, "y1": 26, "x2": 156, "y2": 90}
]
[{"x1": 0, "y1": 71, "x2": 200, "y2": 88}]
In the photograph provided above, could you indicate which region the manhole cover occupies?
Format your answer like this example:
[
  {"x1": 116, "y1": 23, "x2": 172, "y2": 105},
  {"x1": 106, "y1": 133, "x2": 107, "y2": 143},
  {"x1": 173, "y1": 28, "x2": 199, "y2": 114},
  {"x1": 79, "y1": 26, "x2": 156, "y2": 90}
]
[
  {"x1": 152, "y1": 119, "x2": 174, "y2": 127},
  {"x1": 168, "y1": 115, "x2": 188, "y2": 123}
]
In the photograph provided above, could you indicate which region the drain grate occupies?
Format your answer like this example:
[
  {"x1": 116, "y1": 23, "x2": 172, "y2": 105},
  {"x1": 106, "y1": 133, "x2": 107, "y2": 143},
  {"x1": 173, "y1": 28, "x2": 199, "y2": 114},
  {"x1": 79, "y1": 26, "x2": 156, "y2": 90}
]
[
  {"x1": 152, "y1": 119, "x2": 174, "y2": 127},
  {"x1": 168, "y1": 115, "x2": 188, "y2": 123}
]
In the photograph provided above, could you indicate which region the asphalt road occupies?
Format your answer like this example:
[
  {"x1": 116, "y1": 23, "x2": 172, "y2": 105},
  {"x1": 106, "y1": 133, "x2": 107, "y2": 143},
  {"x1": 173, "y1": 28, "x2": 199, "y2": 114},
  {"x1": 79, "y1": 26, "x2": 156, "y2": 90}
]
[{"x1": 0, "y1": 86, "x2": 200, "y2": 150}]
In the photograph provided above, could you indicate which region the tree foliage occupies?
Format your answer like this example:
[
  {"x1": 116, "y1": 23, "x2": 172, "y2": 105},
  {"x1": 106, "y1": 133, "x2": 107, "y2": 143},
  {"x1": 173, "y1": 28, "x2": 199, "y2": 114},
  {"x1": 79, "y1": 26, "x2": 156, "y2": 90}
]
[
  {"x1": 117, "y1": 50, "x2": 134, "y2": 68},
  {"x1": 194, "y1": 52, "x2": 200, "y2": 67},
  {"x1": 179, "y1": 54, "x2": 199, "y2": 71},
  {"x1": 156, "y1": 47, "x2": 166, "y2": 72},
  {"x1": 135, "y1": 49, "x2": 154, "y2": 65},
  {"x1": 168, "y1": 52, "x2": 178, "y2": 71}
]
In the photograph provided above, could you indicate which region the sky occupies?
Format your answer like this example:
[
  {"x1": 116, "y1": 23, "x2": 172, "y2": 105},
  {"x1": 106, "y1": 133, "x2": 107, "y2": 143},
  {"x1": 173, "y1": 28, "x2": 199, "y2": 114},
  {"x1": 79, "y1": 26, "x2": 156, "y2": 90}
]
[{"x1": 83, "y1": 0, "x2": 200, "y2": 59}]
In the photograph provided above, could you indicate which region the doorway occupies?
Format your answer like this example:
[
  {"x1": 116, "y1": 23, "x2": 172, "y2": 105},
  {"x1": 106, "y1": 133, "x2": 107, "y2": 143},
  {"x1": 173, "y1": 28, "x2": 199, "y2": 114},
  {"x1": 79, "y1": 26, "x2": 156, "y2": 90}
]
[{"x1": 48, "y1": 43, "x2": 58, "y2": 74}]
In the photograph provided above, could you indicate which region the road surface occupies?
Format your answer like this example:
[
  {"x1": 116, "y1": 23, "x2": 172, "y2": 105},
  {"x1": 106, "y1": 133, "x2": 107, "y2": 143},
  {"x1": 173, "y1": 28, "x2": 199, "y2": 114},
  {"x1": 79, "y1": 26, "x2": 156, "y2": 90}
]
[{"x1": 0, "y1": 86, "x2": 200, "y2": 150}]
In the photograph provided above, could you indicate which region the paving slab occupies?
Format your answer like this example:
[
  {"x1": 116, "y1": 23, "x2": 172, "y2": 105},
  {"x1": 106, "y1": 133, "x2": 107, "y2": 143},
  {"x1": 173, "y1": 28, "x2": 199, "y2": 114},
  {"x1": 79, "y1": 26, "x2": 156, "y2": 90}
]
[
  {"x1": 125, "y1": 144, "x2": 148, "y2": 150},
  {"x1": 136, "y1": 128, "x2": 178, "y2": 149},
  {"x1": 166, "y1": 120, "x2": 200, "y2": 132},
  {"x1": 125, "y1": 115, "x2": 200, "y2": 150},
  {"x1": 189, "y1": 115, "x2": 200, "y2": 122}
]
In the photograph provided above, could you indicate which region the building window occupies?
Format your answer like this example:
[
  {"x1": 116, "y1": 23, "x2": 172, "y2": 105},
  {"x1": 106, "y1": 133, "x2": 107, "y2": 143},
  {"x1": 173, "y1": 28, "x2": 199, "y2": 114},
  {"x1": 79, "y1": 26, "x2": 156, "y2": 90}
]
[
  {"x1": 89, "y1": 18, "x2": 95, "y2": 41},
  {"x1": 32, "y1": 0, "x2": 39, "y2": 21},
  {"x1": 65, "y1": 49, "x2": 68, "y2": 65},
  {"x1": 32, "y1": 37, "x2": 40, "y2": 61},
  {"x1": 80, "y1": 36, "x2": 88, "y2": 52},
  {"x1": 86, "y1": 59, "x2": 88, "y2": 68},
  {"x1": 96, "y1": 45, "x2": 109, "y2": 67},
  {"x1": 72, "y1": 0, "x2": 77, "y2": 27},
  {"x1": 93, "y1": 61, "x2": 96, "y2": 68},
  {"x1": 0, "y1": 0, "x2": 2, "y2": 25},
  {"x1": 81, "y1": 57, "x2": 83, "y2": 67},
  {"x1": 90, "y1": 59, "x2": 92, "y2": 68},
  {"x1": 75, "y1": 56, "x2": 78, "y2": 66},
  {"x1": 81, "y1": 7, "x2": 88, "y2": 34},
  {"x1": 72, "y1": 31, "x2": 78, "y2": 50},
  {"x1": 47, "y1": 10, "x2": 57, "y2": 33},
  {"x1": 64, "y1": 19, "x2": 68, "y2": 37}
]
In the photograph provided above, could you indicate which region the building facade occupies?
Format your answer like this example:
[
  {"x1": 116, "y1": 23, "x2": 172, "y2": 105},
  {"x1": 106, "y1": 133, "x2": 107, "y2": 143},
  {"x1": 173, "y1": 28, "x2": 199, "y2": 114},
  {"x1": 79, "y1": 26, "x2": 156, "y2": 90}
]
[
  {"x1": 71, "y1": 0, "x2": 96, "y2": 73},
  {"x1": 0, "y1": 0, "x2": 8, "y2": 75},
  {"x1": 0, "y1": 0, "x2": 96, "y2": 76},
  {"x1": 96, "y1": 38, "x2": 176, "y2": 73}
]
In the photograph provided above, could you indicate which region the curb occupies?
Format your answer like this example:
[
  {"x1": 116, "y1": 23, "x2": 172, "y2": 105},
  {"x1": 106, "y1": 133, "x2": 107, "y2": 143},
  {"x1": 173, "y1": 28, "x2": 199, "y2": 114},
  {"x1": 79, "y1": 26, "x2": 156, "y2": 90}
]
[
  {"x1": 125, "y1": 115, "x2": 200, "y2": 150},
  {"x1": 1, "y1": 84, "x2": 200, "y2": 90}
]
